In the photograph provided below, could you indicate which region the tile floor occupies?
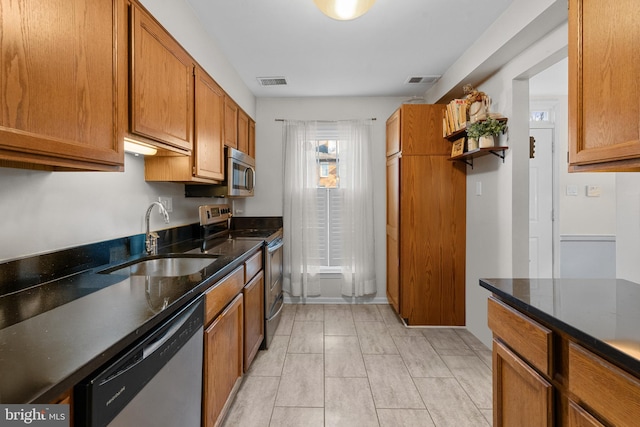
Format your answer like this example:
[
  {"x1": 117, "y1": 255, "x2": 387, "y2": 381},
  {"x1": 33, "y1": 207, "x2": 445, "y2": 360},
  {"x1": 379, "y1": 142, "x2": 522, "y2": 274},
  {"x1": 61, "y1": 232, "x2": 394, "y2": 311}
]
[{"x1": 222, "y1": 304, "x2": 493, "y2": 427}]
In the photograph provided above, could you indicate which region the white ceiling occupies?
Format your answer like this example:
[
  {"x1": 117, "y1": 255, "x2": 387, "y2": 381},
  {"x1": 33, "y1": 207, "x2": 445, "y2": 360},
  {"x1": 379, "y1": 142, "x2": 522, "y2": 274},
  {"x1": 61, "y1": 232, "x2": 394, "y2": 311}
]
[{"x1": 186, "y1": 0, "x2": 515, "y2": 98}]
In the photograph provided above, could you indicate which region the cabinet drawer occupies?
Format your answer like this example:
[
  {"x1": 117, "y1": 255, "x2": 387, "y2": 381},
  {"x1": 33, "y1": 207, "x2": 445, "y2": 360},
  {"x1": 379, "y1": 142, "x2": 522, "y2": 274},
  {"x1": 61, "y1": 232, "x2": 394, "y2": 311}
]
[
  {"x1": 568, "y1": 342, "x2": 640, "y2": 426},
  {"x1": 488, "y1": 297, "x2": 552, "y2": 376},
  {"x1": 244, "y1": 250, "x2": 262, "y2": 283},
  {"x1": 205, "y1": 266, "x2": 244, "y2": 325}
]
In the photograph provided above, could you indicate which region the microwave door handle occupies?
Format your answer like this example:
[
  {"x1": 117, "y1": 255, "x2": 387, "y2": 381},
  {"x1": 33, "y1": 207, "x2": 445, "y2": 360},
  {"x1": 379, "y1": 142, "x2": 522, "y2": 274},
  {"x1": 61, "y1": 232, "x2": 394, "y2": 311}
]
[{"x1": 245, "y1": 167, "x2": 255, "y2": 191}]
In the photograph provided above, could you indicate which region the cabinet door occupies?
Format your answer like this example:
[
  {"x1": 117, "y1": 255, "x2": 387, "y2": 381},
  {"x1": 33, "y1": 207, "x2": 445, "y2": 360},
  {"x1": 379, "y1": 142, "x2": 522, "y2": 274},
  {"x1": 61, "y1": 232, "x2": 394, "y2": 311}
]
[
  {"x1": 386, "y1": 109, "x2": 401, "y2": 156},
  {"x1": 194, "y1": 67, "x2": 225, "y2": 181},
  {"x1": 493, "y1": 340, "x2": 553, "y2": 427},
  {"x1": 568, "y1": 0, "x2": 640, "y2": 171},
  {"x1": 249, "y1": 119, "x2": 256, "y2": 159},
  {"x1": 386, "y1": 154, "x2": 400, "y2": 314},
  {"x1": 237, "y1": 109, "x2": 250, "y2": 154},
  {"x1": 568, "y1": 401, "x2": 605, "y2": 427},
  {"x1": 130, "y1": 3, "x2": 194, "y2": 153},
  {"x1": 243, "y1": 270, "x2": 264, "y2": 371},
  {"x1": 0, "y1": 0, "x2": 126, "y2": 171},
  {"x1": 204, "y1": 293, "x2": 243, "y2": 427},
  {"x1": 224, "y1": 96, "x2": 238, "y2": 149},
  {"x1": 399, "y1": 155, "x2": 466, "y2": 326}
]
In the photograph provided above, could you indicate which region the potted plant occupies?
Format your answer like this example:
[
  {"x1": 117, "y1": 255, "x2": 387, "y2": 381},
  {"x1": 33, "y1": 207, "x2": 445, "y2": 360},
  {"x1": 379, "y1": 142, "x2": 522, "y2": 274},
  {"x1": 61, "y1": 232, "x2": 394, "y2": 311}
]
[{"x1": 467, "y1": 117, "x2": 507, "y2": 149}]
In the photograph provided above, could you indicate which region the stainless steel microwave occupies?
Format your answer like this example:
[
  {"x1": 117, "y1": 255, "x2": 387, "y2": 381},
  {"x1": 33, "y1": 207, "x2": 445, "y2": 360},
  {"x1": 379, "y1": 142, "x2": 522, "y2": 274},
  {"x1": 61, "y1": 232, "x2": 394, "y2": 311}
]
[{"x1": 185, "y1": 147, "x2": 255, "y2": 198}]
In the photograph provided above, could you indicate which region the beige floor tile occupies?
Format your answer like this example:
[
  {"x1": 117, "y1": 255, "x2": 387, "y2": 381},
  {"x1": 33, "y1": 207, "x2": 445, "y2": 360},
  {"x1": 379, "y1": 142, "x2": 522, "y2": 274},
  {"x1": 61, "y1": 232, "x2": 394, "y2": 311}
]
[
  {"x1": 324, "y1": 309, "x2": 357, "y2": 336},
  {"x1": 455, "y1": 329, "x2": 490, "y2": 351},
  {"x1": 386, "y1": 322, "x2": 425, "y2": 337},
  {"x1": 248, "y1": 335, "x2": 289, "y2": 377},
  {"x1": 288, "y1": 321, "x2": 324, "y2": 353},
  {"x1": 221, "y1": 376, "x2": 279, "y2": 427},
  {"x1": 325, "y1": 336, "x2": 367, "y2": 377},
  {"x1": 282, "y1": 303, "x2": 297, "y2": 314},
  {"x1": 414, "y1": 378, "x2": 489, "y2": 427},
  {"x1": 357, "y1": 321, "x2": 399, "y2": 355},
  {"x1": 269, "y1": 407, "x2": 324, "y2": 427},
  {"x1": 325, "y1": 377, "x2": 379, "y2": 426},
  {"x1": 364, "y1": 354, "x2": 425, "y2": 409},
  {"x1": 480, "y1": 409, "x2": 493, "y2": 426},
  {"x1": 441, "y1": 355, "x2": 493, "y2": 409},
  {"x1": 393, "y1": 335, "x2": 453, "y2": 378},
  {"x1": 325, "y1": 335, "x2": 362, "y2": 354},
  {"x1": 275, "y1": 311, "x2": 295, "y2": 336},
  {"x1": 475, "y1": 349, "x2": 493, "y2": 370},
  {"x1": 325, "y1": 353, "x2": 368, "y2": 378},
  {"x1": 422, "y1": 328, "x2": 476, "y2": 356},
  {"x1": 377, "y1": 409, "x2": 436, "y2": 427},
  {"x1": 295, "y1": 304, "x2": 325, "y2": 321},
  {"x1": 324, "y1": 304, "x2": 353, "y2": 311},
  {"x1": 352, "y1": 304, "x2": 383, "y2": 321},
  {"x1": 378, "y1": 304, "x2": 401, "y2": 325},
  {"x1": 275, "y1": 353, "x2": 324, "y2": 407}
]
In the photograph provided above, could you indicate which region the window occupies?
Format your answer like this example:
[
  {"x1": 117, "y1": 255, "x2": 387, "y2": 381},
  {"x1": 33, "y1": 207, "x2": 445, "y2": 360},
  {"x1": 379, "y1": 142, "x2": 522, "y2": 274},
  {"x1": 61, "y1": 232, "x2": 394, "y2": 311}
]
[{"x1": 315, "y1": 140, "x2": 342, "y2": 269}]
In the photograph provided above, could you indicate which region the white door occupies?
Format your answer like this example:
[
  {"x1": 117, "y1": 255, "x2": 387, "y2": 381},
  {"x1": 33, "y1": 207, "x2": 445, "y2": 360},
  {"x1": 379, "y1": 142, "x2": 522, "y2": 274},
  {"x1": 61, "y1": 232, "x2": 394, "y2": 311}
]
[{"x1": 529, "y1": 128, "x2": 554, "y2": 278}]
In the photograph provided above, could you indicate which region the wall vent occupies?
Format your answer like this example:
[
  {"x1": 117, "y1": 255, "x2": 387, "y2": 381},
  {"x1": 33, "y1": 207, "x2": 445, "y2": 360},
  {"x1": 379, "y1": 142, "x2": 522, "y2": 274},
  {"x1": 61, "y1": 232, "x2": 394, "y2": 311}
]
[
  {"x1": 257, "y1": 76, "x2": 288, "y2": 86},
  {"x1": 404, "y1": 75, "x2": 441, "y2": 84}
]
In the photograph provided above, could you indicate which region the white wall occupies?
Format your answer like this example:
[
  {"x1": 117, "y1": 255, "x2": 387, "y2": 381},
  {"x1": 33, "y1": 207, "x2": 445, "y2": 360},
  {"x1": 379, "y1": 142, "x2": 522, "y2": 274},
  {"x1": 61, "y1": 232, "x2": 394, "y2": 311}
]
[
  {"x1": 0, "y1": 155, "x2": 217, "y2": 261},
  {"x1": 245, "y1": 96, "x2": 406, "y2": 301}
]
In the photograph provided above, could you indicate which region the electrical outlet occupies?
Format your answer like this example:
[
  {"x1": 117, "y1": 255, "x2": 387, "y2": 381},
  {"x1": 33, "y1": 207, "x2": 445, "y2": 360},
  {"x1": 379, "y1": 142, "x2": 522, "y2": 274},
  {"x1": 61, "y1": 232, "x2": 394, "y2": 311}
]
[{"x1": 159, "y1": 196, "x2": 173, "y2": 212}]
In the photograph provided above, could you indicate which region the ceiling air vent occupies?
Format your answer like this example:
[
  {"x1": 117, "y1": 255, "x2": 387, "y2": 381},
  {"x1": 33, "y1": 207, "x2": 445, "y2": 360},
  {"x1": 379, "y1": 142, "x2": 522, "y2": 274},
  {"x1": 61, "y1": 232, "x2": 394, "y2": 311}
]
[
  {"x1": 405, "y1": 75, "x2": 441, "y2": 84},
  {"x1": 257, "y1": 76, "x2": 288, "y2": 86}
]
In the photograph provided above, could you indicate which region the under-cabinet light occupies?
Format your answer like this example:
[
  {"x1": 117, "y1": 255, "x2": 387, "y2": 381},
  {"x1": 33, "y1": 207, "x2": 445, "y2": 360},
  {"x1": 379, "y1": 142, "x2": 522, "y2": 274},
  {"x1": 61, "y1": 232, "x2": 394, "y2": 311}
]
[{"x1": 124, "y1": 138, "x2": 157, "y2": 156}]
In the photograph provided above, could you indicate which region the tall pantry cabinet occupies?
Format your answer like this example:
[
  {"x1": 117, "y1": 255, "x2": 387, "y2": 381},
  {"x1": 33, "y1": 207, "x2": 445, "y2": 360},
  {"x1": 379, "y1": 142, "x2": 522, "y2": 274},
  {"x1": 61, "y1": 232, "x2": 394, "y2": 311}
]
[{"x1": 386, "y1": 104, "x2": 466, "y2": 326}]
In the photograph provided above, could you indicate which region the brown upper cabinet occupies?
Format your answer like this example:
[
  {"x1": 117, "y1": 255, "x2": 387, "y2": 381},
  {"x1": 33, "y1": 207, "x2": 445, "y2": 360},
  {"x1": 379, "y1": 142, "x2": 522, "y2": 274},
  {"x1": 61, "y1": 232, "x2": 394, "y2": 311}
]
[
  {"x1": 144, "y1": 66, "x2": 224, "y2": 182},
  {"x1": 238, "y1": 109, "x2": 250, "y2": 154},
  {"x1": 385, "y1": 105, "x2": 451, "y2": 157},
  {"x1": 129, "y1": 1, "x2": 194, "y2": 154},
  {"x1": 568, "y1": 0, "x2": 640, "y2": 171},
  {"x1": 0, "y1": 0, "x2": 127, "y2": 171},
  {"x1": 224, "y1": 96, "x2": 239, "y2": 150},
  {"x1": 249, "y1": 120, "x2": 256, "y2": 158}
]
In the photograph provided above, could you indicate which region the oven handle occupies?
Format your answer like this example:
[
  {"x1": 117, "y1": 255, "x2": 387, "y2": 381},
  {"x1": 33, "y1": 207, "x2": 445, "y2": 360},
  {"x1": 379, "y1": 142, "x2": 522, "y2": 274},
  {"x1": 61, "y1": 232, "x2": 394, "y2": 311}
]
[
  {"x1": 268, "y1": 238, "x2": 284, "y2": 254},
  {"x1": 269, "y1": 293, "x2": 285, "y2": 319}
]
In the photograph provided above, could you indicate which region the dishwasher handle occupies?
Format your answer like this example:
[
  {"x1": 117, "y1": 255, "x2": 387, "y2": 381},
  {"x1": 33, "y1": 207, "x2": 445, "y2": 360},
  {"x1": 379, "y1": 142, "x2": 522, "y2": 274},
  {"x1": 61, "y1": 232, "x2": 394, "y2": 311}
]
[{"x1": 143, "y1": 299, "x2": 199, "y2": 359}]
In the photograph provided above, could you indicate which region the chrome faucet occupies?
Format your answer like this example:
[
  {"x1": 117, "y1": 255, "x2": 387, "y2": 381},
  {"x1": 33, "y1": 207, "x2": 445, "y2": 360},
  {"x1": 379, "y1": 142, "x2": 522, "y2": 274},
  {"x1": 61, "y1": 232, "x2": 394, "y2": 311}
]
[{"x1": 145, "y1": 202, "x2": 170, "y2": 255}]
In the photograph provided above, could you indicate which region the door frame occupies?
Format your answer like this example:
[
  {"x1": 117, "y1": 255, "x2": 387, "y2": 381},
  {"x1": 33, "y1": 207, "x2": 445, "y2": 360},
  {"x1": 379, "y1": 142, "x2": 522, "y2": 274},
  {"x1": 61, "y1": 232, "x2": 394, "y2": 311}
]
[{"x1": 529, "y1": 99, "x2": 561, "y2": 278}]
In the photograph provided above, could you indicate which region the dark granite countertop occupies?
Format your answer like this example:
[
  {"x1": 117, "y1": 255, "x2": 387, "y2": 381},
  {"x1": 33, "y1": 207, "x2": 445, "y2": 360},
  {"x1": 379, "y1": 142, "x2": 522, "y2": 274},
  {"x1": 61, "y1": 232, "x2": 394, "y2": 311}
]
[
  {"x1": 0, "y1": 233, "x2": 263, "y2": 404},
  {"x1": 480, "y1": 278, "x2": 640, "y2": 377}
]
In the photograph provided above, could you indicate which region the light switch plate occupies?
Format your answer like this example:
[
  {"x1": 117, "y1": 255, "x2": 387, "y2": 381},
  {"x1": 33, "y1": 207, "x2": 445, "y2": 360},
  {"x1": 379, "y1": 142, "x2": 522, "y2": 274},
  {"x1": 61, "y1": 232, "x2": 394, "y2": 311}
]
[
  {"x1": 566, "y1": 185, "x2": 578, "y2": 196},
  {"x1": 159, "y1": 196, "x2": 173, "y2": 212}
]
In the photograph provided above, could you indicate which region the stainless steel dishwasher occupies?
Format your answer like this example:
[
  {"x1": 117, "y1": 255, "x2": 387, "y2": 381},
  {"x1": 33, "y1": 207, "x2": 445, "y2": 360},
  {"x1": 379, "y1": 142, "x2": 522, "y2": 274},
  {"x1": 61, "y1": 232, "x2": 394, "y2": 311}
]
[{"x1": 75, "y1": 296, "x2": 204, "y2": 427}]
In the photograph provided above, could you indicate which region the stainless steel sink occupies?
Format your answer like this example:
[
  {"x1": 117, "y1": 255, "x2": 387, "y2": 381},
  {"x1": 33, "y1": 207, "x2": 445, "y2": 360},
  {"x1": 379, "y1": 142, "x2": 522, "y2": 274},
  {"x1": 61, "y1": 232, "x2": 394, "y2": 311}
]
[{"x1": 101, "y1": 255, "x2": 218, "y2": 277}]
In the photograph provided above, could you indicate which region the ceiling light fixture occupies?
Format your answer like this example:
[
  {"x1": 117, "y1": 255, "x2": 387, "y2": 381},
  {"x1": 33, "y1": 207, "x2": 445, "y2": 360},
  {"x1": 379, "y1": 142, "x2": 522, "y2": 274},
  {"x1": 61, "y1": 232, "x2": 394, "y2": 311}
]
[{"x1": 314, "y1": 0, "x2": 375, "y2": 21}]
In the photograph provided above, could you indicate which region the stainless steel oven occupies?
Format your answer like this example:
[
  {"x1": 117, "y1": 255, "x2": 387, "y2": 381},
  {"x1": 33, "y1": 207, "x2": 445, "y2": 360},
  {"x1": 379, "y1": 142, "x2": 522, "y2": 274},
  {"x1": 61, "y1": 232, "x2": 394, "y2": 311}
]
[
  {"x1": 264, "y1": 236, "x2": 284, "y2": 348},
  {"x1": 194, "y1": 206, "x2": 284, "y2": 349}
]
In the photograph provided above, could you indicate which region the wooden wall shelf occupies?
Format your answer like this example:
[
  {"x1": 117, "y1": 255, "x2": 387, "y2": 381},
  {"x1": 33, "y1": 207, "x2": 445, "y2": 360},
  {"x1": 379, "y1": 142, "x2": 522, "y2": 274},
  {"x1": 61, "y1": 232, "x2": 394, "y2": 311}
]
[{"x1": 449, "y1": 146, "x2": 509, "y2": 169}]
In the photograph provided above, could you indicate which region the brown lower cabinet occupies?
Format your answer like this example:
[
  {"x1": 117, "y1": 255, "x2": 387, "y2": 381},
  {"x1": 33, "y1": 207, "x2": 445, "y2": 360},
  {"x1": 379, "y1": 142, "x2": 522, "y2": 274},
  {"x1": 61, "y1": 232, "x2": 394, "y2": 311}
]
[
  {"x1": 203, "y1": 293, "x2": 243, "y2": 427},
  {"x1": 243, "y1": 270, "x2": 264, "y2": 372},
  {"x1": 202, "y1": 249, "x2": 264, "y2": 427},
  {"x1": 489, "y1": 296, "x2": 640, "y2": 426}
]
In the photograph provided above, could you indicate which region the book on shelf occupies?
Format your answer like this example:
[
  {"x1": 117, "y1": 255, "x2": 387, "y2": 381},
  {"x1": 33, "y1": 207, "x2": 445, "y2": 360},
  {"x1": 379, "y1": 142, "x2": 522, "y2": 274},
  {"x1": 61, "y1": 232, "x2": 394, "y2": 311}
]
[{"x1": 444, "y1": 98, "x2": 469, "y2": 136}]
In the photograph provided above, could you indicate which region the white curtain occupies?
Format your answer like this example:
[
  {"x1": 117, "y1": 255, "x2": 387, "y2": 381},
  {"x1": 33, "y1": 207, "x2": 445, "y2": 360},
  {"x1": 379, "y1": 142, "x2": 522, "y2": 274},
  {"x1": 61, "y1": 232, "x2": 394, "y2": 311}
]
[
  {"x1": 282, "y1": 119, "x2": 376, "y2": 298},
  {"x1": 338, "y1": 120, "x2": 376, "y2": 296},
  {"x1": 282, "y1": 121, "x2": 322, "y2": 297}
]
